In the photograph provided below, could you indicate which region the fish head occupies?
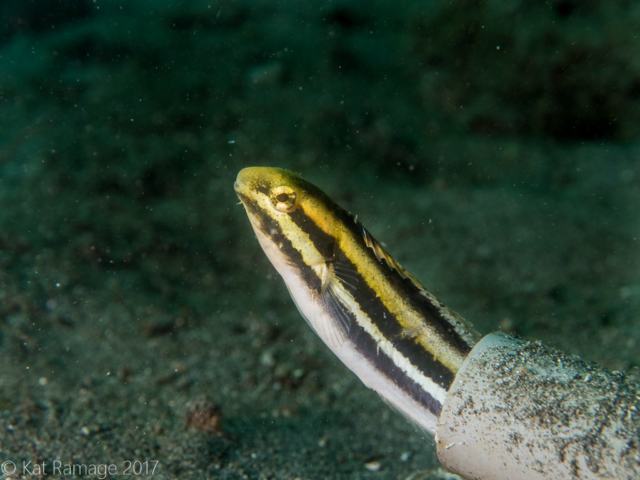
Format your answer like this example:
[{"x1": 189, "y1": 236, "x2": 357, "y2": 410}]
[{"x1": 234, "y1": 167, "x2": 343, "y2": 284}]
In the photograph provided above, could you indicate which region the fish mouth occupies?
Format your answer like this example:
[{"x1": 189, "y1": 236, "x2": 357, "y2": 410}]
[
  {"x1": 234, "y1": 169, "x2": 246, "y2": 194},
  {"x1": 234, "y1": 167, "x2": 254, "y2": 194}
]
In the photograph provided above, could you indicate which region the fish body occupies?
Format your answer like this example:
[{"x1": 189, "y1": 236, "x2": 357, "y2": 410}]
[
  {"x1": 234, "y1": 167, "x2": 480, "y2": 435},
  {"x1": 236, "y1": 167, "x2": 640, "y2": 479}
]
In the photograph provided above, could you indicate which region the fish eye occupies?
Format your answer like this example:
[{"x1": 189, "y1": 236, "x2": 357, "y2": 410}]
[{"x1": 270, "y1": 185, "x2": 298, "y2": 213}]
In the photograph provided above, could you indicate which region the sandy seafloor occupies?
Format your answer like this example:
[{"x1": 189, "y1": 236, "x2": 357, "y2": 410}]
[{"x1": 0, "y1": 1, "x2": 639, "y2": 479}]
